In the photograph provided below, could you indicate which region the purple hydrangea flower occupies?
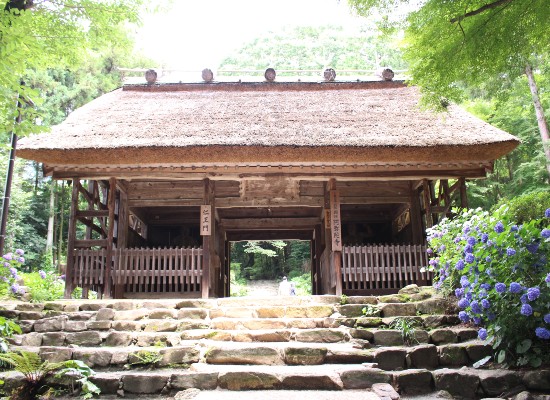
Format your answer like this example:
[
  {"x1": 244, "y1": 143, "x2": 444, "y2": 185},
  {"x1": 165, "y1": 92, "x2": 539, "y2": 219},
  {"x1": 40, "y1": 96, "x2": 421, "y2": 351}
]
[
  {"x1": 481, "y1": 233, "x2": 489, "y2": 243},
  {"x1": 473, "y1": 316, "x2": 482, "y2": 325},
  {"x1": 429, "y1": 259, "x2": 438, "y2": 267},
  {"x1": 454, "y1": 237, "x2": 461, "y2": 244},
  {"x1": 458, "y1": 298, "x2": 470, "y2": 309},
  {"x1": 509, "y1": 282, "x2": 522, "y2": 293},
  {"x1": 463, "y1": 226, "x2": 471, "y2": 234},
  {"x1": 544, "y1": 314, "x2": 550, "y2": 324},
  {"x1": 427, "y1": 248, "x2": 433, "y2": 255},
  {"x1": 471, "y1": 301, "x2": 482, "y2": 314},
  {"x1": 511, "y1": 225, "x2": 518, "y2": 232},
  {"x1": 546, "y1": 273, "x2": 550, "y2": 283},
  {"x1": 542, "y1": 229, "x2": 550, "y2": 239},
  {"x1": 480, "y1": 283, "x2": 491, "y2": 290},
  {"x1": 465, "y1": 253, "x2": 475, "y2": 263},
  {"x1": 527, "y1": 287, "x2": 541, "y2": 301},
  {"x1": 455, "y1": 288, "x2": 464, "y2": 298},
  {"x1": 485, "y1": 256, "x2": 492, "y2": 263},
  {"x1": 520, "y1": 294, "x2": 529, "y2": 304},
  {"x1": 60, "y1": 274, "x2": 66, "y2": 281},
  {"x1": 535, "y1": 327, "x2": 550, "y2": 340},
  {"x1": 467, "y1": 237, "x2": 477, "y2": 245},
  {"x1": 464, "y1": 244, "x2": 474, "y2": 254},
  {"x1": 478, "y1": 328, "x2": 488, "y2": 340},
  {"x1": 521, "y1": 304, "x2": 533, "y2": 316},
  {"x1": 455, "y1": 260, "x2": 465, "y2": 271},
  {"x1": 506, "y1": 248, "x2": 516, "y2": 256},
  {"x1": 439, "y1": 245, "x2": 446, "y2": 252},
  {"x1": 545, "y1": 208, "x2": 550, "y2": 218},
  {"x1": 481, "y1": 299, "x2": 491, "y2": 309},
  {"x1": 2, "y1": 253, "x2": 13, "y2": 261},
  {"x1": 17, "y1": 257, "x2": 24, "y2": 263},
  {"x1": 39, "y1": 270, "x2": 47, "y2": 279},
  {"x1": 494, "y1": 222, "x2": 504, "y2": 233},
  {"x1": 15, "y1": 249, "x2": 24, "y2": 256},
  {"x1": 9, "y1": 267, "x2": 17, "y2": 278},
  {"x1": 460, "y1": 276, "x2": 470, "y2": 287},
  {"x1": 526, "y1": 242, "x2": 540, "y2": 254},
  {"x1": 10, "y1": 283, "x2": 20, "y2": 294},
  {"x1": 3, "y1": 262, "x2": 9, "y2": 268},
  {"x1": 465, "y1": 291, "x2": 473, "y2": 301},
  {"x1": 458, "y1": 311, "x2": 470, "y2": 323}
]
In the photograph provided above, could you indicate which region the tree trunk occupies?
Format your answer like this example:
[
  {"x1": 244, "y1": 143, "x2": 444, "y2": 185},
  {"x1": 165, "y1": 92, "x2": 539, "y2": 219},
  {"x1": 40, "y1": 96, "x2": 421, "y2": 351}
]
[
  {"x1": 525, "y1": 63, "x2": 550, "y2": 179},
  {"x1": 46, "y1": 179, "x2": 55, "y2": 258}
]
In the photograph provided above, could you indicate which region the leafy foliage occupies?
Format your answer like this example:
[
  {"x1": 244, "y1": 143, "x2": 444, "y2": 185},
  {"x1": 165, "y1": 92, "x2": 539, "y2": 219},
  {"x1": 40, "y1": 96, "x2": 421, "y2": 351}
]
[
  {"x1": 426, "y1": 201, "x2": 550, "y2": 367},
  {"x1": 389, "y1": 317, "x2": 420, "y2": 345},
  {"x1": 54, "y1": 360, "x2": 100, "y2": 399}
]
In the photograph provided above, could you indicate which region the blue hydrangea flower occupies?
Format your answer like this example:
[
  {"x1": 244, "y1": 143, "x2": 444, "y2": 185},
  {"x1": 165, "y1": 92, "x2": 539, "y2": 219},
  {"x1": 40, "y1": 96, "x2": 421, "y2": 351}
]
[
  {"x1": 520, "y1": 294, "x2": 529, "y2": 304},
  {"x1": 494, "y1": 222, "x2": 504, "y2": 233},
  {"x1": 465, "y1": 291, "x2": 473, "y2": 301},
  {"x1": 487, "y1": 312, "x2": 496, "y2": 321},
  {"x1": 465, "y1": 253, "x2": 475, "y2": 263},
  {"x1": 506, "y1": 248, "x2": 516, "y2": 256},
  {"x1": 467, "y1": 237, "x2": 477, "y2": 245},
  {"x1": 458, "y1": 311, "x2": 470, "y2": 323},
  {"x1": 526, "y1": 242, "x2": 540, "y2": 254},
  {"x1": 480, "y1": 233, "x2": 489, "y2": 243},
  {"x1": 487, "y1": 240, "x2": 494, "y2": 247},
  {"x1": 480, "y1": 283, "x2": 491, "y2": 290},
  {"x1": 473, "y1": 316, "x2": 482, "y2": 325},
  {"x1": 527, "y1": 287, "x2": 540, "y2": 301},
  {"x1": 542, "y1": 229, "x2": 550, "y2": 239},
  {"x1": 455, "y1": 288, "x2": 464, "y2": 298},
  {"x1": 485, "y1": 256, "x2": 491, "y2": 263},
  {"x1": 15, "y1": 249, "x2": 24, "y2": 256},
  {"x1": 478, "y1": 328, "x2": 488, "y2": 340},
  {"x1": 546, "y1": 273, "x2": 550, "y2": 283},
  {"x1": 509, "y1": 282, "x2": 522, "y2": 293},
  {"x1": 455, "y1": 260, "x2": 465, "y2": 271},
  {"x1": 511, "y1": 225, "x2": 519, "y2": 232},
  {"x1": 463, "y1": 226, "x2": 471, "y2": 234},
  {"x1": 521, "y1": 304, "x2": 533, "y2": 316},
  {"x1": 481, "y1": 299, "x2": 491, "y2": 309},
  {"x1": 463, "y1": 244, "x2": 474, "y2": 254},
  {"x1": 544, "y1": 314, "x2": 550, "y2": 324},
  {"x1": 39, "y1": 270, "x2": 47, "y2": 279},
  {"x1": 545, "y1": 208, "x2": 550, "y2": 218},
  {"x1": 458, "y1": 298, "x2": 470, "y2": 309},
  {"x1": 471, "y1": 301, "x2": 482, "y2": 314},
  {"x1": 439, "y1": 245, "x2": 446, "y2": 252},
  {"x1": 460, "y1": 276, "x2": 470, "y2": 287},
  {"x1": 10, "y1": 283, "x2": 20, "y2": 294},
  {"x1": 535, "y1": 327, "x2": 550, "y2": 340}
]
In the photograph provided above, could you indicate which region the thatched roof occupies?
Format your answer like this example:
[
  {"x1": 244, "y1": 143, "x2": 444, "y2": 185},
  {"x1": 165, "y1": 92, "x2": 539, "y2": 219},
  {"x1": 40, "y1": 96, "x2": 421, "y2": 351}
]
[{"x1": 18, "y1": 81, "x2": 519, "y2": 166}]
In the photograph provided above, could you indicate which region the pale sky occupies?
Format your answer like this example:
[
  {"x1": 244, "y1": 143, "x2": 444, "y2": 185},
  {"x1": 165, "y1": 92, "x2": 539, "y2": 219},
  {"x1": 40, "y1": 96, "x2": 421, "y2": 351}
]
[{"x1": 135, "y1": 0, "x2": 363, "y2": 71}]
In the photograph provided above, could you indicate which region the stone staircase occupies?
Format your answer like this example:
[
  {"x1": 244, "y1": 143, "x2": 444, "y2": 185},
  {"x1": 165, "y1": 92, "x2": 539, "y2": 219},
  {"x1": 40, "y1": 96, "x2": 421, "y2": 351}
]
[{"x1": 0, "y1": 286, "x2": 548, "y2": 399}]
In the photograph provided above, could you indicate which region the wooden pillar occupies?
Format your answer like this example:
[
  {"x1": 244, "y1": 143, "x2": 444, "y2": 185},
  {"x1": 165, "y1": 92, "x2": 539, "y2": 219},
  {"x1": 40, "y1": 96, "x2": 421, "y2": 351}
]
[
  {"x1": 459, "y1": 178, "x2": 468, "y2": 209},
  {"x1": 313, "y1": 224, "x2": 323, "y2": 295},
  {"x1": 64, "y1": 179, "x2": 79, "y2": 298},
  {"x1": 201, "y1": 178, "x2": 214, "y2": 298},
  {"x1": 422, "y1": 179, "x2": 434, "y2": 228},
  {"x1": 322, "y1": 183, "x2": 332, "y2": 294},
  {"x1": 409, "y1": 182, "x2": 424, "y2": 244},
  {"x1": 113, "y1": 185, "x2": 128, "y2": 299},
  {"x1": 103, "y1": 177, "x2": 116, "y2": 298},
  {"x1": 328, "y1": 179, "x2": 343, "y2": 296},
  {"x1": 224, "y1": 234, "x2": 230, "y2": 297}
]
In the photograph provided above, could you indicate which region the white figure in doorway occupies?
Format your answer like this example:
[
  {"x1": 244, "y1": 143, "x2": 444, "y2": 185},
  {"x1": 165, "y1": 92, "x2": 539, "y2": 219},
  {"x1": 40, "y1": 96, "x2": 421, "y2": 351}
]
[
  {"x1": 278, "y1": 276, "x2": 291, "y2": 296},
  {"x1": 290, "y1": 282, "x2": 296, "y2": 296}
]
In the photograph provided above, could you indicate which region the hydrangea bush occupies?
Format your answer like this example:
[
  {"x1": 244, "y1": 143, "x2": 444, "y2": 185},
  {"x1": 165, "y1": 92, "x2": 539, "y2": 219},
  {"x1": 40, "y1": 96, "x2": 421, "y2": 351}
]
[
  {"x1": 2, "y1": 249, "x2": 27, "y2": 297},
  {"x1": 426, "y1": 206, "x2": 550, "y2": 367}
]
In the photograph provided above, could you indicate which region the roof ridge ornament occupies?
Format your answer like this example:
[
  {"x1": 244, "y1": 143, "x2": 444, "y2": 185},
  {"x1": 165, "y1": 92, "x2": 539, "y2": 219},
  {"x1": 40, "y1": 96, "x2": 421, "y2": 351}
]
[
  {"x1": 145, "y1": 69, "x2": 158, "y2": 84},
  {"x1": 202, "y1": 68, "x2": 214, "y2": 83},
  {"x1": 264, "y1": 68, "x2": 276, "y2": 82}
]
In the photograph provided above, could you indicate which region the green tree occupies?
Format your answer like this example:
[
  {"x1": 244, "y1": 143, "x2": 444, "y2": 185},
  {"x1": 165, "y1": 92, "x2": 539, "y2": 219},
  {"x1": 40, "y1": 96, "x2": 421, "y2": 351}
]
[
  {"x1": 219, "y1": 24, "x2": 406, "y2": 76},
  {"x1": 0, "y1": 0, "x2": 147, "y2": 138},
  {"x1": 347, "y1": 0, "x2": 550, "y2": 177}
]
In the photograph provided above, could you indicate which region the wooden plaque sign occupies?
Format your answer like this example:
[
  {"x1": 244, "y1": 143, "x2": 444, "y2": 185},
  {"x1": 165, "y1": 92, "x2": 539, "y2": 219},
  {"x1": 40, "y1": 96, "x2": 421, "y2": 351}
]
[
  {"x1": 330, "y1": 190, "x2": 342, "y2": 251},
  {"x1": 324, "y1": 209, "x2": 331, "y2": 230},
  {"x1": 200, "y1": 205, "x2": 212, "y2": 236}
]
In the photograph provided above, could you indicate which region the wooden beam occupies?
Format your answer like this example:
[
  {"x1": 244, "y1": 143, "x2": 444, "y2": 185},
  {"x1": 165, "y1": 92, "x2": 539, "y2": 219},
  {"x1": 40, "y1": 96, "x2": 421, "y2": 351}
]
[
  {"x1": 201, "y1": 178, "x2": 213, "y2": 299},
  {"x1": 226, "y1": 230, "x2": 313, "y2": 241},
  {"x1": 74, "y1": 239, "x2": 109, "y2": 248},
  {"x1": 459, "y1": 178, "x2": 468, "y2": 208},
  {"x1": 64, "y1": 179, "x2": 79, "y2": 298},
  {"x1": 422, "y1": 179, "x2": 434, "y2": 228},
  {"x1": 409, "y1": 182, "x2": 424, "y2": 245},
  {"x1": 75, "y1": 217, "x2": 107, "y2": 238},
  {"x1": 104, "y1": 177, "x2": 117, "y2": 298},
  {"x1": 220, "y1": 217, "x2": 320, "y2": 230},
  {"x1": 76, "y1": 210, "x2": 109, "y2": 218}
]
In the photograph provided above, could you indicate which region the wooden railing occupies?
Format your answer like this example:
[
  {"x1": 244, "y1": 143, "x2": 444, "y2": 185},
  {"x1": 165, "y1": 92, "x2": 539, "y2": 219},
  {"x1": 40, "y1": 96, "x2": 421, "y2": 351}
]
[
  {"x1": 71, "y1": 247, "x2": 203, "y2": 294},
  {"x1": 342, "y1": 244, "x2": 432, "y2": 293}
]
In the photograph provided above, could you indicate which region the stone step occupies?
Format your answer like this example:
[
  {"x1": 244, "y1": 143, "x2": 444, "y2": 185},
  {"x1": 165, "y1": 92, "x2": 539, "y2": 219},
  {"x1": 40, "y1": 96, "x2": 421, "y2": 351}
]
[{"x1": 2, "y1": 364, "x2": 548, "y2": 399}]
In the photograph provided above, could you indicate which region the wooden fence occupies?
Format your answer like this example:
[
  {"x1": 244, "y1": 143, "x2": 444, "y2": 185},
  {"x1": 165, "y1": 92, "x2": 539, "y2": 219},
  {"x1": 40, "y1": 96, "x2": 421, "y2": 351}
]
[
  {"x1": 342, "y1": 244, "x2": 432, "y2": 294},
  {"x1": 71, "y1": 247, "x2": 203, "y2": 294}
]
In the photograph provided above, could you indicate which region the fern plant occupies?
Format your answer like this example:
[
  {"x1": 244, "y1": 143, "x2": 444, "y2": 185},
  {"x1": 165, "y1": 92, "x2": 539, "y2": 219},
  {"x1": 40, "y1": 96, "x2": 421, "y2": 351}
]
[
  {"x1": 0, "y1": 351, "x2": 60, "y2": 399},
  {"x1": 389, "y1": 317, "x2": 420, "y2": 346}
]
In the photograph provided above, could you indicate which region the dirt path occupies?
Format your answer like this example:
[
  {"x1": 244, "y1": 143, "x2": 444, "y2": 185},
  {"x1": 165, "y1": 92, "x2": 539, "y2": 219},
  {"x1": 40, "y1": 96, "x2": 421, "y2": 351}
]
[{"x1": 243, "y1": 279, "x2": 279, "y2": 296}]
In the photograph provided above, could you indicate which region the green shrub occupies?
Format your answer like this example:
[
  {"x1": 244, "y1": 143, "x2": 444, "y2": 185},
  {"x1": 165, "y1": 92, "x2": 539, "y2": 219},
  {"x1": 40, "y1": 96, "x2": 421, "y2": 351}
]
[
  {"x1": 290, "y1": 273, "x2": 311, "y2": 296},
  {"x1": 493, "y1": 189, "x2": 550, "y2": 224},
  {"x1": 21, "y1": 271, "x2": 64, "y2": 303},
  {"x1": 426, "y1": 205, "x2": 550, "y2": 367}
]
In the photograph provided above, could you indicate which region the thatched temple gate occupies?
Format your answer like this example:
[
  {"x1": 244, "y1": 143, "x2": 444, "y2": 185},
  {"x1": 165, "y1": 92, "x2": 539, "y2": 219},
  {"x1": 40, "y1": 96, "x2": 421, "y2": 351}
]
[{"x1": 17, "y1": 78, "x2": 519, "y2": 298}]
